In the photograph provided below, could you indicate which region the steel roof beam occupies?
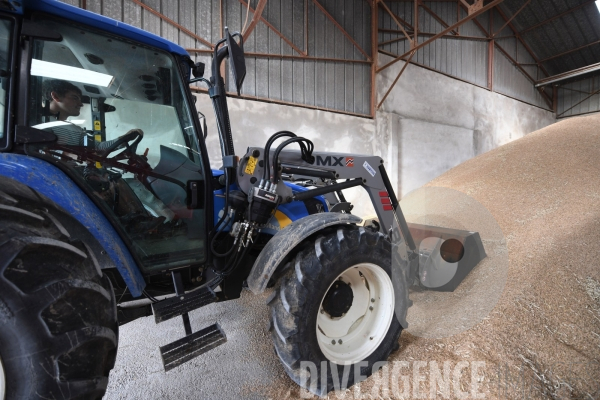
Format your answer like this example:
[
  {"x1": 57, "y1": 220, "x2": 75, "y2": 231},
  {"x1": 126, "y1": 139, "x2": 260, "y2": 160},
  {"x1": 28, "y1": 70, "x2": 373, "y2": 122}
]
[
  {"x1": 378, "y1": 0, "x2": 414, "y2": 48},
  {"x1": 313, "y1": 0, "x2": 371, "y2": 61},
  {"x1": 494, "y1": 6, "x2": 549, "y2": 77},
  {"x1": 536, "y1": 61, "x2": 600, "y2": 87},
  {"x1": 519, "y1": 0, "x2": 597, "y2": 35},
  {"x1": 241, "y1": 0, "x2": 267, "y2": 43},
  {"x1": 129, "y1": 0, "x2": 213, "y2": 49},
  {"x1": 377, "y1": 0, "x2": 503, "y2": 73},
  {"x1": 539, "y1": 39, "x2": 600, "y2": 64},
  {"x1": 419, "y1": 2, "x2": 459, "y2": 35},
  {"x1": 492, "y1": 0, "x2": 532, "y2": 37},
  {"x1": 238, "y1": 0, "x2": 305, "y2": 56}
]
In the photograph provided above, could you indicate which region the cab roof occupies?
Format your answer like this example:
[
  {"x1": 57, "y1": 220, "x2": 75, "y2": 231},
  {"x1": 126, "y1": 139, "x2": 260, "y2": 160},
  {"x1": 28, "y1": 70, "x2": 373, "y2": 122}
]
[{"x1": 20, "y1": 0, "x2": 190, "y2": 57}]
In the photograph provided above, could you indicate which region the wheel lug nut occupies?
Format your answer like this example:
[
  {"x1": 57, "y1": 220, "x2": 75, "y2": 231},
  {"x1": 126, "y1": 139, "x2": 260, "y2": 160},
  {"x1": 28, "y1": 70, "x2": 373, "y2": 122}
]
[
  {"x1": 369, "y1": 306, "x2": 374, "y2": 311},
  {"x1": 338, "y1": 339, "x2": 343, "y2": 344},
  {"x1": 371, "y1": 298, "x2": 375, "y2": 303},
  {"x1": 370, "y1": 337, "x2": 373, "y2": 340},
  {"x1": 331, "y1": 340, "x2": 336, "y2": 345}
]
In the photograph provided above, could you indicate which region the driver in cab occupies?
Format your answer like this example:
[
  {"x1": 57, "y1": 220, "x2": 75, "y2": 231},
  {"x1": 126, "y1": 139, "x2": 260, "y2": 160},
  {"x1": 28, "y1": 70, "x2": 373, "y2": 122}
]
[
  {"x1": 37, "y1": 79, "x2": 143, "y2": 152},
  {"x1": 43, "y1": 79, "x2": 83, "y2": 121}
]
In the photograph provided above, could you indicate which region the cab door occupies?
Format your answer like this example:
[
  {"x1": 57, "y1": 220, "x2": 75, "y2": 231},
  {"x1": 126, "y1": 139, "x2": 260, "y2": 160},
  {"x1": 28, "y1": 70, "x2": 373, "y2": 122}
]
[{"x1": 24, "y1": 14, "x2": 211, "y2": 274}]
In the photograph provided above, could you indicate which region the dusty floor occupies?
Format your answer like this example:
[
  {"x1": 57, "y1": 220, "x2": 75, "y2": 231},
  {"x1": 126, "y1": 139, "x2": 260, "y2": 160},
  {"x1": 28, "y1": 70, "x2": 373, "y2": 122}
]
[{"x1": 105, "y1": 114, "x2": 600, "y2": 399}]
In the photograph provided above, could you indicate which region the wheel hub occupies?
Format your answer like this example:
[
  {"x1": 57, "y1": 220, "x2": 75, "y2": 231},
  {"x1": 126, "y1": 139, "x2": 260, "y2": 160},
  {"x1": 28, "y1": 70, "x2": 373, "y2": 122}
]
[
  {"x1": 322, "y1": 280, "x2": 353, "y2": 318},
  {"x1": 317, "y1": 263, "x2": 395, "y2": 364}
]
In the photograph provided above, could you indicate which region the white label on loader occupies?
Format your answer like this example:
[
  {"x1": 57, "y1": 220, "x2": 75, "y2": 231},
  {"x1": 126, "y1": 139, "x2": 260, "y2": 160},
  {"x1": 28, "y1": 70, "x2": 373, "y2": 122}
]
[{"x1": 363, "y1": 161, "x2": 377, "y2": 177}]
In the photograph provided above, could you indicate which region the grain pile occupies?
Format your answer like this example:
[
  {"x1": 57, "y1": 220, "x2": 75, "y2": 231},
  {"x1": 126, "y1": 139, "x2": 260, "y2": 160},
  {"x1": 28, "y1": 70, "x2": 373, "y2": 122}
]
[{"x1": 263, "y1": 114, "x2": 600, "y2": 399}]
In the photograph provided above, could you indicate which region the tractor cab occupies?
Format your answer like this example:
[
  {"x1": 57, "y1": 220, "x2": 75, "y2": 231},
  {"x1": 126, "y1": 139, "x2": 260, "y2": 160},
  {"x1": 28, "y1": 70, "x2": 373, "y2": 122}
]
[{"x1": 24, "y1": 13, "x2": 210, "y2": 275}]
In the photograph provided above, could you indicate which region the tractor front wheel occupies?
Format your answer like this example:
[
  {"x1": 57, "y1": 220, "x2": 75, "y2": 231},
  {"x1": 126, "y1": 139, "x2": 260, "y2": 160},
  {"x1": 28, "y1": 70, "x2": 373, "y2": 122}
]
[{"x1": 268, "y1": 225, "x2": 408, "y2": 395}]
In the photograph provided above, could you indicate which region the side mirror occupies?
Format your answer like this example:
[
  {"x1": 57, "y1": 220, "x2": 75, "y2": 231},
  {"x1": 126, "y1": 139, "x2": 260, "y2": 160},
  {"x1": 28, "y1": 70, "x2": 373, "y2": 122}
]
[
  {"x1": 192, "y1": 62, "x2": 205, "y2": 79},
  {"x1": 225, "y1": 28, "x2": 246, "y2": 95}
]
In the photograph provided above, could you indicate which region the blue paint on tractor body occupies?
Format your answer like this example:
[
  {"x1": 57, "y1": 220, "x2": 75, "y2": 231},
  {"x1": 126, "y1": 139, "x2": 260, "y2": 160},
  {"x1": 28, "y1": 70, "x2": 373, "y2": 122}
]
[
  {"x1": 21, "y1": 0, "x2": 189, "y2": 57},
  {"x1": 0, "y1": 153, "x2": 145, "y2": 297},
  {"x1": 211, "y1": 170, "x2": 328, "y2": 234}
]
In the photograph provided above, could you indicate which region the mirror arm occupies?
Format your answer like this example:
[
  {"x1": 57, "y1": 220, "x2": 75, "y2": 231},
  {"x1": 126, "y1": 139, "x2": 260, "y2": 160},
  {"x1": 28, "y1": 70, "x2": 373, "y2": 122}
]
[{"x1": 189, "y1": 77, "x2": 213, "y2": 88}]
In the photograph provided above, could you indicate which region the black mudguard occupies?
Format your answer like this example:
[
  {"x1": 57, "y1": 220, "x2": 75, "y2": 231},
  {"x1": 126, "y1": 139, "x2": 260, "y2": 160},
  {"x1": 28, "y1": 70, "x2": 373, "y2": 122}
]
[{"x1": 246, "y1": 213, "x2": 362, "y2": 294}]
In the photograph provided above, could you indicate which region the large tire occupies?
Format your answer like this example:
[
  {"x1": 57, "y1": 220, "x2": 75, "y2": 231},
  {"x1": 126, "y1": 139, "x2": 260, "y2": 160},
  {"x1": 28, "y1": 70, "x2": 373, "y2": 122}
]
[
  {"x1": 0, "y1": 186, "x2": 118, "y2": 400},
  {"x1": 268, "y1": 225, "x2": 408, "y2": 396}
]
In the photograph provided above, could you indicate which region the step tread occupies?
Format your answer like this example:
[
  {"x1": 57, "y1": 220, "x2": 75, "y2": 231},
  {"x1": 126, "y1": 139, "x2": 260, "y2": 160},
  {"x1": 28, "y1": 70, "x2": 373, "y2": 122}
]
[
  {"x1": 160, "y1": 323, "x2": 227, "y2": 371},
  {"x1": 152, "y1": 286, "x2": 217, "y2": 323}
]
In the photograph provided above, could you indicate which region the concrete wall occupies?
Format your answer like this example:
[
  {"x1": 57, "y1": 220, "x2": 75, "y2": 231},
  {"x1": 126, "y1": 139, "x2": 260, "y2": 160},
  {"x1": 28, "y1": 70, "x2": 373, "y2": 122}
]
[
  {"x1": 377, "y1": 54, "x2": 556, "y2": 197},
  {"x1": 197, "y1": 54, "x2": 556, "y2": 217}
]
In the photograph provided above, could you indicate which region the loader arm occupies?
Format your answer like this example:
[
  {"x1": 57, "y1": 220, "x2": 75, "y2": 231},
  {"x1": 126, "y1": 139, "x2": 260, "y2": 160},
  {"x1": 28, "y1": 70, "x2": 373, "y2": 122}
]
[
  {"x1": 238, "y1": 147, "x2": 487, "y2": 293},
  {"x1": 238, "y1": 148, "x2": 416, "y2": 252}
]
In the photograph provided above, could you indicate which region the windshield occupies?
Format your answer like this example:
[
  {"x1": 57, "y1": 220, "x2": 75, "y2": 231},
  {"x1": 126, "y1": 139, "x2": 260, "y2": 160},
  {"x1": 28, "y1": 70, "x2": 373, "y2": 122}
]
[
  {"x1": 27, "y1": 15, "x2": 207, "y2": 273},
  {"x1": 0, "y1": 18, "x2": 13, "y2": 140}
]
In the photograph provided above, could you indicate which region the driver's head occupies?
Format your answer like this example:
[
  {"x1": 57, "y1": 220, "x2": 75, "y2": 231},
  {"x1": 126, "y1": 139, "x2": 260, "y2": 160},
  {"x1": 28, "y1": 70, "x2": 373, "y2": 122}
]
[{"x1": 43, "y1": 79, "x2": 83, "y2": 121}]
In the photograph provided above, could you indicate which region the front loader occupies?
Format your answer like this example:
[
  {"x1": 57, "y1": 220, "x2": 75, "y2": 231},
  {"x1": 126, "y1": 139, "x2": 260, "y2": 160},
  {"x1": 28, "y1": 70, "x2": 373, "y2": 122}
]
[{"x1": 0, "y1": 1, "x2": 486, "y2": 398}]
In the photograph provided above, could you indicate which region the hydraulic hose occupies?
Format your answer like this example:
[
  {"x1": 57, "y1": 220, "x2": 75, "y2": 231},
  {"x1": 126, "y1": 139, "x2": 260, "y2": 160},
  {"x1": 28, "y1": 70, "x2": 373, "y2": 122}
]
[
  {"x1": 272, "y1": 137, "x2": 315, "y2": 183},
  {"x1": 262, "y1": 131, "x2": 297, "y2": 181}
]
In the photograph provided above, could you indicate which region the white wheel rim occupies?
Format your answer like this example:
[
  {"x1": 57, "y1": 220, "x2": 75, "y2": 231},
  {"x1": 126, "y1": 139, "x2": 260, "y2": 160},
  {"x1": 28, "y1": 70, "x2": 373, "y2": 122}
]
[
  {"x1": 0, "y1": 353, "x2": 5, "y2": 400},
  {"x1": 316, "y1": 263, "x2": 395, "y2": 364}
]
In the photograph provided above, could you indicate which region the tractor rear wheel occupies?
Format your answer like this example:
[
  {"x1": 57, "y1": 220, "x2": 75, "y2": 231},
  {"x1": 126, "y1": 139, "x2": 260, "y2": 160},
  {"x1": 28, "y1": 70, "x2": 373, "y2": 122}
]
[
  {"x1": 268, "y1": 225, "x2": 408, "y2": 396},
  {"x1": 0, "y1": 188, "x2": 118, "y2": 400}
]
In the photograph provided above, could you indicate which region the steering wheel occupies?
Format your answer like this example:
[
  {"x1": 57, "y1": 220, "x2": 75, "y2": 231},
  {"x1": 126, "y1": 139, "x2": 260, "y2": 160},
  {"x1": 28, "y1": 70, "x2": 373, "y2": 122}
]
[{"x1": 98, "y1": 128, "x2": 144, "y2": 160}]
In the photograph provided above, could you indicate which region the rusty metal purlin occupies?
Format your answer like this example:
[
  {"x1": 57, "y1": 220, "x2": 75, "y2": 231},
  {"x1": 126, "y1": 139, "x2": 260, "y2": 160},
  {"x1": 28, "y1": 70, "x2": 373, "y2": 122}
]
[
  {"x1": 242, "y1": 0, "x2": 268, "y2": 42},
  {"x1": 378, "y1": 0, "x2": 414, "y2": 46},
  {"x1": 492, "y1": 0, "x2": 532, "y2": 37},
  {"x1": 488, "y1": 8, "x2": 493, "y2": 90},
  {"x1": 536, "y1": 61, "x2": 600, "y2": 87},
  {"x1": 371, "y1": 0, "x2": 378, "y2": 117},
  {"x1": 379, "y1": 33, "x2": 489, "y2": 47},
  {"x1": 540, "y1": 39, "x2": 600, "y2": 64},
  {"x1": 129, "y1": 0, "x2": 213, "y2": 49},
  {"x1": 385, "y1": 7, "x2": 413, "y2": 31},
  {"x1": 494, "y1": 39, "x2": 552, "y2": 108},
  {"x1": 419, "y1": 2, "x2": 458, "y2": 35},
  {"x1": 520, "y1": 0, "x2": 596, "y2": 35},
  {"x1": 312, "y1": 0, "x2": 371, "y2": 61},
  {"x1": 494, "y1": 6, "x2": 549, "y2": 78},
  {"x1": 305, "y1": 0, "x2": 308, "y2": 54},
  {"x1": 557, "y1": 86, "x2": 600, "y2": 117},
  {"x1": 413, "y1": 0, "x2": 418, "y2": 43},
  {"x1": 238, "y1": 0, "x2": 305, "y2": 56},
  {"x1": 190, "y1": 87, "x2": 372, "y2": 119},
  {"x1": 377, "y1": 0, "x2": 504, "y2": 73},
  {"x1": 377, "y1": 50, "x2": 416, "y2": 109},
  {"x1": 494, "y1": 42, "x2": 534, "y2": 82},
  {"x1": 186, "y1": 48, "x2": 371, "y2": 63}
]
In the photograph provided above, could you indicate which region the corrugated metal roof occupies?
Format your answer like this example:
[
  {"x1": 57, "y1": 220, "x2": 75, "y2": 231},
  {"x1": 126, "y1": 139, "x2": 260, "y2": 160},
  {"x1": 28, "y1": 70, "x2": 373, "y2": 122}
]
[{"x1": 499, "y1": 0, "x2": 600, "y2": 77}]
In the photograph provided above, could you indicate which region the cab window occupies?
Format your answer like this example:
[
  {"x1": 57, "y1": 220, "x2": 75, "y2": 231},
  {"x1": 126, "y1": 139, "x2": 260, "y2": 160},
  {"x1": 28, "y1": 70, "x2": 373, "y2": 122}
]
[{"x1": 27, "y1": 16, "x2": 206, "y2": 273}]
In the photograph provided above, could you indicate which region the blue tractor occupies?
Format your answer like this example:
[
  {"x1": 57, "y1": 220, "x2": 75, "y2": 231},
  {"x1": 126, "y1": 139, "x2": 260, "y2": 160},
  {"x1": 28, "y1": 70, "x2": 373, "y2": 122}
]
[{"x1": 0, "y1": 1, "x2": 486, "y2": 398}]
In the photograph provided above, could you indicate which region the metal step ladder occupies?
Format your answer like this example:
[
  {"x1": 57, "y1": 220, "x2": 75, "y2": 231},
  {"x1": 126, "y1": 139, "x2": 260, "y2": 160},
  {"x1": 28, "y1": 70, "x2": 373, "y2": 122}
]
[{"x1": 152, "y1": 271, "x2": 226, "y2": 371}]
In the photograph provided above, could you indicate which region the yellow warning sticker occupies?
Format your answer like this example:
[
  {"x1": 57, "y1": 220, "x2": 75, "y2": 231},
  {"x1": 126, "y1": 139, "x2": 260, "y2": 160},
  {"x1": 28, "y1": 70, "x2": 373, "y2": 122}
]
[
  {"x1": 274, "y1": 210, "x2": 292, "y2": 229},
  {"x1": 94, "y1": 135, "x2": 102, "y2": 168},
  {"x1": 94, "y1": 120, "x2": 101, "y2": 131},
  {"x1": 245, "y1": 156, "x2": 258, "y2": 175}
]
